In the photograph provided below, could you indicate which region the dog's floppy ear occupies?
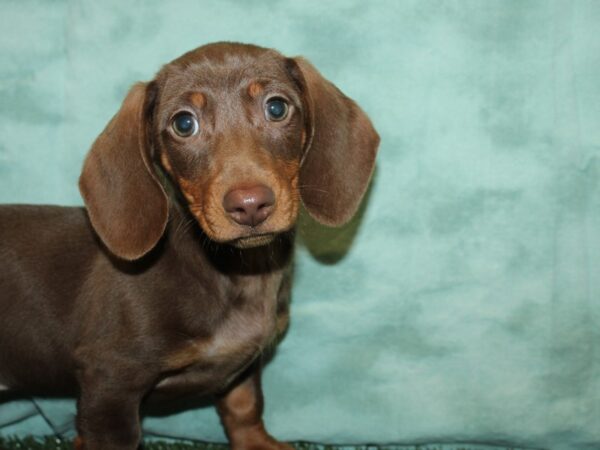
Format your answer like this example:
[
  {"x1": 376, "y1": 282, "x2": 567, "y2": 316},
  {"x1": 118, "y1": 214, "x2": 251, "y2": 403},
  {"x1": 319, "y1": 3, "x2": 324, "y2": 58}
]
[
  {"x1": 79, "y1": 82, "x2": 168, "y2": 260},
  {"x1": 290, "y1": 57, "x2": 379, "y2": 227}
]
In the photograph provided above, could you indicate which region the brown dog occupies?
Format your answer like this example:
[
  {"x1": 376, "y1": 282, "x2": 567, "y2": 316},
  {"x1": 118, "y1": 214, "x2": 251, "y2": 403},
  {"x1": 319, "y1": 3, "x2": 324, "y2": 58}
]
[{"x1": 0, "y1": 42, "x2": 379, "y2": 450}]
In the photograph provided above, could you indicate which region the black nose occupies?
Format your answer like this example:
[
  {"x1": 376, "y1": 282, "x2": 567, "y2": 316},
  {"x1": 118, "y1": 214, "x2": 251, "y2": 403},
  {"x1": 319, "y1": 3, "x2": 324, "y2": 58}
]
[{"x1": 223, "y1": 185, "x2": 275, "y2": 227}]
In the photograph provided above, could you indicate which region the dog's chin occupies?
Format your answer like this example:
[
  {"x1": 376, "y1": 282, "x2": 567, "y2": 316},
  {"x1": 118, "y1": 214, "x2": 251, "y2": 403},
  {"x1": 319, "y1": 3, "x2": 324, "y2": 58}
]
[{"x1": 229, "y1": 234, "x2": 276, "y2": 249}]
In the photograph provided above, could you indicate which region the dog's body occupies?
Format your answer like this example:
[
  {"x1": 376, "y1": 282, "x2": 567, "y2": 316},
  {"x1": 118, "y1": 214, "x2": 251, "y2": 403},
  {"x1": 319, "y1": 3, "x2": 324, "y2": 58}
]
[
  {"x1": 0, "y1": 43, "x2": 378, "y2": 450},
  {"x1": 0, "y1": 203, "x2": 292, "y2": 395}
]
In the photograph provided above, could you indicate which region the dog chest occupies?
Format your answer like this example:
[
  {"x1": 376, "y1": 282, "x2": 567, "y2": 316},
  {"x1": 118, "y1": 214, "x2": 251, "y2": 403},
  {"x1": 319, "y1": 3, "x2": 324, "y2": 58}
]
[{"x1": 156, "y1": 277, "x2": 282, "y2": 394}]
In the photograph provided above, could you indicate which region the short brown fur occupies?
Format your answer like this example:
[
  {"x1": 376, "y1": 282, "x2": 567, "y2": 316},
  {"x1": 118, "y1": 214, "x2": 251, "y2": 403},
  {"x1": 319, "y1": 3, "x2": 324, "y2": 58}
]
[{"x1": 0, "y1": 42, "x2": 379, "y2": 450}]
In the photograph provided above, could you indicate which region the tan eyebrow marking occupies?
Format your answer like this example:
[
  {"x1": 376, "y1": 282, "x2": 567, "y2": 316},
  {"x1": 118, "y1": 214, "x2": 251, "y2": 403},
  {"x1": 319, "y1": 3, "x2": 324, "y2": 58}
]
[
  {"x1": 248, "y1": 81, "x2": 264, "y2": 98},
  {"x1": 190, "y1": 92, "x2": 205, "y2": 108}
]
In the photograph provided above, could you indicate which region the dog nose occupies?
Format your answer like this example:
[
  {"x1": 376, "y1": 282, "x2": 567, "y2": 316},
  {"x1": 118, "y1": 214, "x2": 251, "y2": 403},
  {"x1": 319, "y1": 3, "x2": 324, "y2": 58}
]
[{"x1": 223, "y1": 185, "x2": 275, "y2": 227}]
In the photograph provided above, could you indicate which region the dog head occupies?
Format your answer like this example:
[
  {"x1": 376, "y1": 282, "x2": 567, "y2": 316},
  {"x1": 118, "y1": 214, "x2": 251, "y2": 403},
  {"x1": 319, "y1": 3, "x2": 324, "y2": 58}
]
[{"x1": 79, "y1": 42, "x2": 379, "y2": 260}]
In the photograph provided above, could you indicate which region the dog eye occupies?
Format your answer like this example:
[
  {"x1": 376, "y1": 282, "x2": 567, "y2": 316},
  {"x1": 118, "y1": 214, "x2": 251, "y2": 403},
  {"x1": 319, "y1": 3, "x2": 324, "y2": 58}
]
[
  {"x1": 264, "y1": 98, "x2": 289, "y2": 121},
  {"x1": 171, "y1": 112, "x2": 199, "y2": 137}
]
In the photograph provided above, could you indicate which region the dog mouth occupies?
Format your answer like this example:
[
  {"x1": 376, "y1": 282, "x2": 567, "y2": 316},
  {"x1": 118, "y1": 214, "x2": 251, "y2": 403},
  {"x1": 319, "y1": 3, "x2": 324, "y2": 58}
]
[{"x1": 230, "y1": 234, "x2": 275, "y2": 249}]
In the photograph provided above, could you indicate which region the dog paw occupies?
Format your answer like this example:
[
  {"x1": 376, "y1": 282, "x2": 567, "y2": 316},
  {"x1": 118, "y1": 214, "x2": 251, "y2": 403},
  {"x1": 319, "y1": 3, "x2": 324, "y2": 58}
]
[
  {"x1": 230, "y1": 433, "x2": 294, "y2": 450},
  {"x1": 73, "y1": 436, "x2": 85, "y2": 450},
  {"x1": 272, "y1": 442, "x2": 295, "y2": 450}
]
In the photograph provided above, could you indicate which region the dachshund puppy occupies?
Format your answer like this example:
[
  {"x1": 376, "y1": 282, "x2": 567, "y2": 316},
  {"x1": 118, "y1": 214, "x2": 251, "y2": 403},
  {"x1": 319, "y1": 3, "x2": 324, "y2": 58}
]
[{"x1": 0, "y1": 42, "x2": 379, "y2": 450}]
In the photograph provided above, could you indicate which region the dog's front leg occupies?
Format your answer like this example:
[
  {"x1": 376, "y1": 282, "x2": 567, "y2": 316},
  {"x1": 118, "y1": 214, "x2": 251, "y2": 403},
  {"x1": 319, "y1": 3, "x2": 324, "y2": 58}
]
[
  {"x1": 75, "y1": 363, "x2": 145, "y2": 450},
  {"x1": 217, "y1": 363, "x2": 293, "y2": 450}
]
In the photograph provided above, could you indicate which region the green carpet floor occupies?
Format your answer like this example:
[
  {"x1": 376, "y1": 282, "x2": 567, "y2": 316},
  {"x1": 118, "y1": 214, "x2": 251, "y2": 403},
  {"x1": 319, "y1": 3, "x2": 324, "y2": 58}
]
[{"x1": 0, "y1": 437, "x2": 532, "y2": 450}]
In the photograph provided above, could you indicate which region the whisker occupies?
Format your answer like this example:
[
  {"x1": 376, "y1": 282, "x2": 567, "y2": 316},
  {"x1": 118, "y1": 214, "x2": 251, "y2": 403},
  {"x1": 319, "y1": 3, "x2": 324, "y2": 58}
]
[
  {"x1": 296, "y1": 185, "x2": 329, "y2": 194},
  {"x1": 177, "y1": 219, "x2": 196, "y2": 243}
]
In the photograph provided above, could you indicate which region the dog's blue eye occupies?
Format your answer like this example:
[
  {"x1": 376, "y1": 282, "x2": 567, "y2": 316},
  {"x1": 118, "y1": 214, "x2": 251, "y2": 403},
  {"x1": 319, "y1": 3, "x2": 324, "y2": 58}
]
[
  {"x1": 265, "y1": 98, "x2": 289, "y2": 121},
  {"x1": 172, "y1": 112, "x2": 199, "y2": 137}
]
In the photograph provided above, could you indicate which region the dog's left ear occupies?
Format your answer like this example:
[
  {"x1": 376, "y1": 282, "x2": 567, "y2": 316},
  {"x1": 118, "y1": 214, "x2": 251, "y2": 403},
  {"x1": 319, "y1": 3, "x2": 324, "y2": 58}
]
[
  {"x1": 288, "y1": 57, "x2": 380, "y2": 227},
  {"x1": 79, "y1": 82, "x2": 168, "y2": 260}
]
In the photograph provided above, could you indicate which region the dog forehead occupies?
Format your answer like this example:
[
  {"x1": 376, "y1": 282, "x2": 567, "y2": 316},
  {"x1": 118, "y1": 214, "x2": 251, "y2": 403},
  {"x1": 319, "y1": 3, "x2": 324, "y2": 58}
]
[
  {"x1": 173, "y1": 42, "x2": 275, "y2": 64},
  {"x1": 157, "y1": 43, "x2": 291, "y2": 96}
]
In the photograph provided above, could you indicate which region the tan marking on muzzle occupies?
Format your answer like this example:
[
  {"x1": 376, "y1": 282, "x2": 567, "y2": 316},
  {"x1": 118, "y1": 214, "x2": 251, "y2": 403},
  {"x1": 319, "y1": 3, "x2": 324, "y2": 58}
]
[
  {"x1": 160, "y1": 152, "x2": 174, "y2": 175},
  {"x1": 178, "y1": 177, "x2": 198, "y2": 203}
]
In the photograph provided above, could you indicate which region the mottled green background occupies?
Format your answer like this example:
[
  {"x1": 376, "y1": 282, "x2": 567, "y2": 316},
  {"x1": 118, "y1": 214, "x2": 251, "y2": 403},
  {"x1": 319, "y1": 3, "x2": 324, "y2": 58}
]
[{"x1": 1, "y1": 1, "x2": 599, "y2": 449}]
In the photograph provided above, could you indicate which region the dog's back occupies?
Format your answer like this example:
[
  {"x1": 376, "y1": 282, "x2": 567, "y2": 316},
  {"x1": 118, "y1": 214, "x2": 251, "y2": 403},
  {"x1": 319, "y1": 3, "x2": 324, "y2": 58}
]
[{"x1": 0, "y1": 205, "x2": 95, "y2": 392}]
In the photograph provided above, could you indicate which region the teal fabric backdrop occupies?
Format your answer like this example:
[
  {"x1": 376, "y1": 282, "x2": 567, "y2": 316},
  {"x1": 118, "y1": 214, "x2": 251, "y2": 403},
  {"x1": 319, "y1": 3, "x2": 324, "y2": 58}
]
[{"x1": 1, "y1": 1, "x2": 599, "y2": 449}]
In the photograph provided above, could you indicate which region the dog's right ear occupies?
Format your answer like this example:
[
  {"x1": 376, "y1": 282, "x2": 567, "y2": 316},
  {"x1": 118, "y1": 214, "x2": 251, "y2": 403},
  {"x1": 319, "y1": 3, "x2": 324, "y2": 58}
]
[{"x1": 79, "y1": 82, "x2": 168, "y2": 261}]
